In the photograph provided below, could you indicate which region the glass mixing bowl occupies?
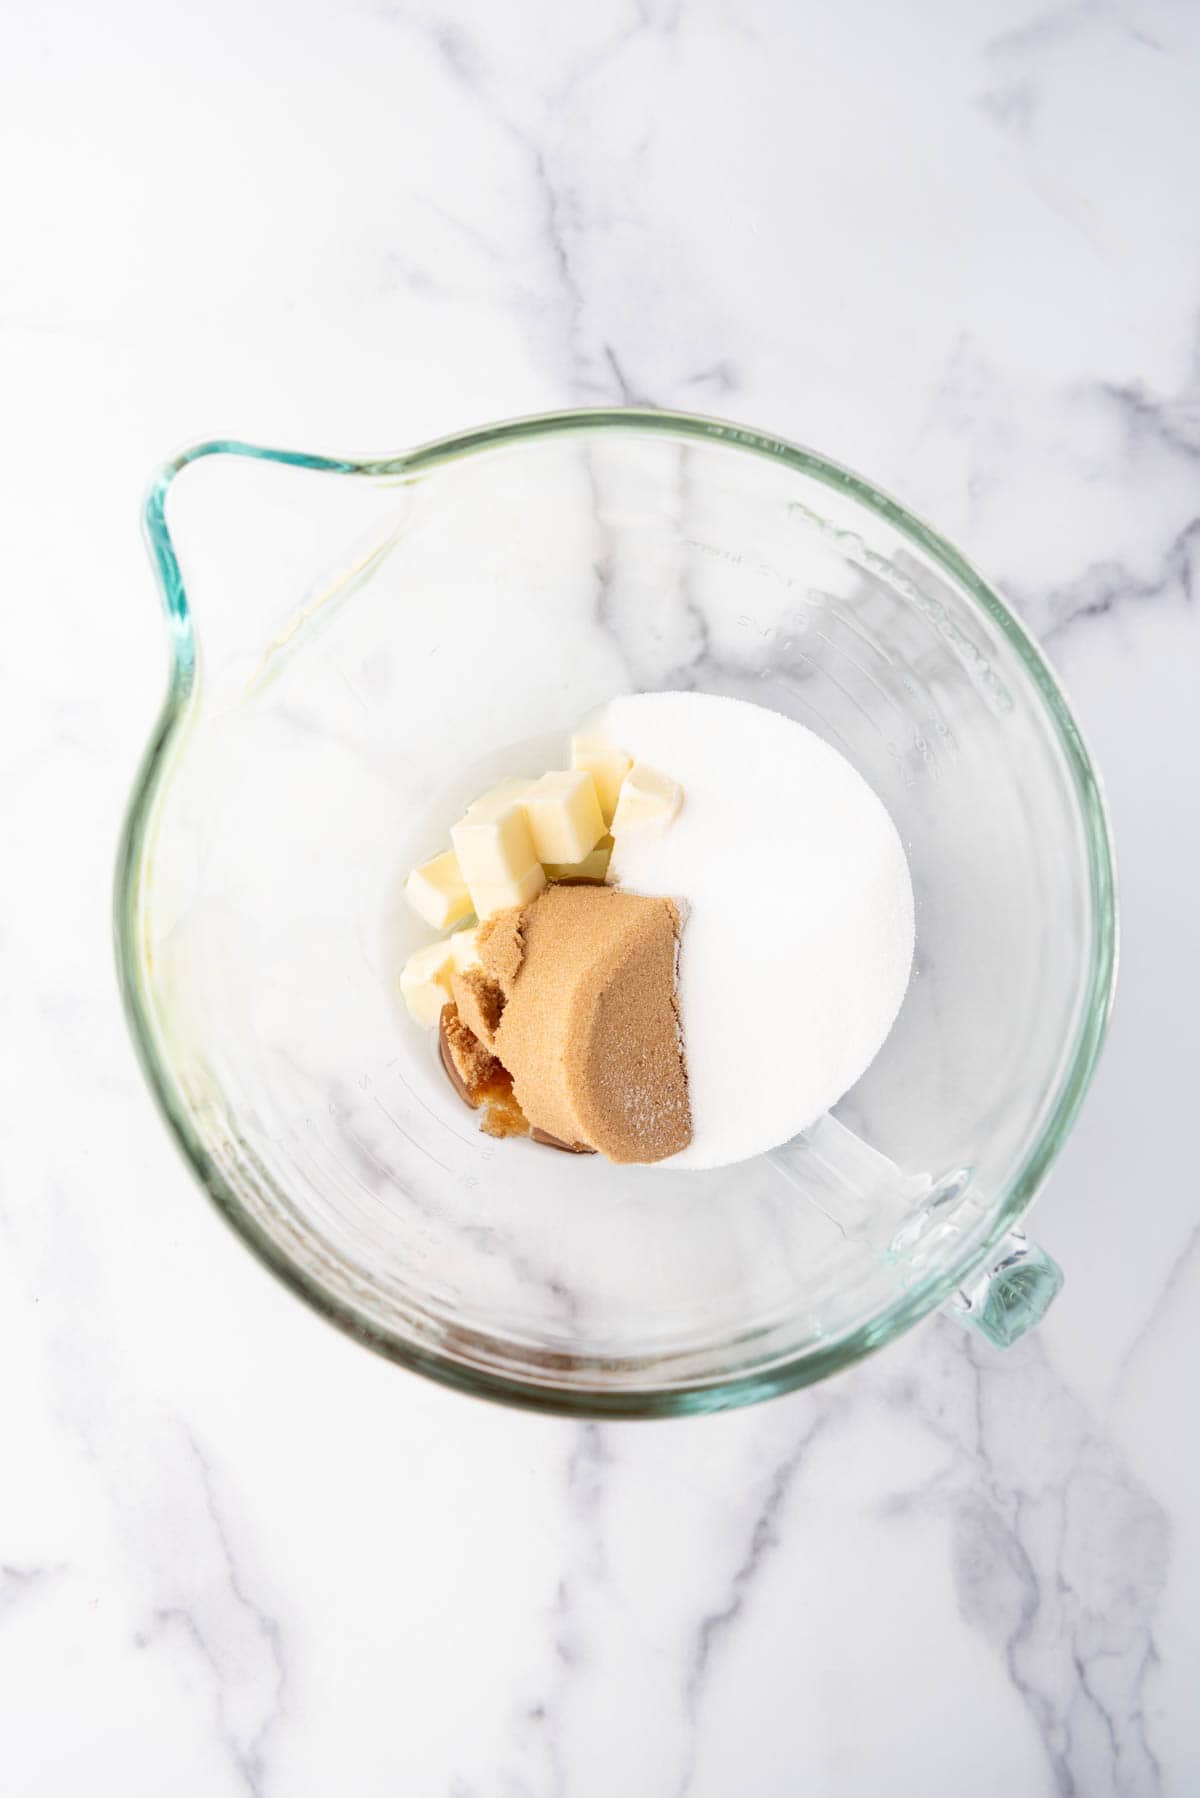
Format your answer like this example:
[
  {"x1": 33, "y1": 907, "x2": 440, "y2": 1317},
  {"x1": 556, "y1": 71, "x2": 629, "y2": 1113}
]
[{"x1": 115, "y1": 410, "x2": 1116, "y2": 1416}]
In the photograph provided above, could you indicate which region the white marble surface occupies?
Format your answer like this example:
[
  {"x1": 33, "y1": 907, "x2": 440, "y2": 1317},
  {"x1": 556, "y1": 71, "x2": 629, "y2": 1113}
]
[{"x1": 2, "y1": 0, "x2": 1198, "y2": 1791}]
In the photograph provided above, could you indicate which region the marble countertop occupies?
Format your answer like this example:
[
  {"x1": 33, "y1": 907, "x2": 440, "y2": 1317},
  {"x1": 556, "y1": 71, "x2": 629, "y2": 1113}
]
[{"x1": 4, "y1": 1, "x2": 1198, "y2": 1792}]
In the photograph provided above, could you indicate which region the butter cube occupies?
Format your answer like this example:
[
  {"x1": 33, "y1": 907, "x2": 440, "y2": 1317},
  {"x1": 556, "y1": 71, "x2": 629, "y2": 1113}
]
[
  {"x1": 523, "y1": 770, "x2": 605, "y2": 866},
  {"x1": 451, "y1": 783, "x2": 546, "y2": 918},
  {"x1": 399, "y1": 939, "x2": 456, "y2": 1028},
  {"x1": 571, "y1": 731, "x2": 632, "y2": 824},
  {"x1": 404, "y1": 849, "x2": 472, "y2": 930},
  {"x1": 610, "y1": 762, "x2": 683, "y2": 838},
  {"x1": 449, "y1": 925, "x2": 481, "y2": 972},
  {"x1": 543, "y1": 835, "x2": 613, "y2": 883},
  {"x1": 462, "y1": 867, "x2": 546, "y2": 919}
]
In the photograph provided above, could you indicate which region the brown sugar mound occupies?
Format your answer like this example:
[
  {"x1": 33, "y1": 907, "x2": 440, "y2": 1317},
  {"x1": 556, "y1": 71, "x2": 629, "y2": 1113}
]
[
  {"x1": 439, "y1": 1002, "x2": 527, "y2": 1140},
  {"x1": 475, "y1": 907, "x2": 525, "y2": 994},
  {"x1": 441, "y1": 1003, "x2": 504, "y2": 1097},
  {"x1": 478, "y1": 884, "x2": 692, "y2": 1164},
  {"x1": 438, "y1": 1004, "x2": 594, "y2": 1153},
  {"x1": 450, "y1": 965, "x2": 506, "y2": 1046}
]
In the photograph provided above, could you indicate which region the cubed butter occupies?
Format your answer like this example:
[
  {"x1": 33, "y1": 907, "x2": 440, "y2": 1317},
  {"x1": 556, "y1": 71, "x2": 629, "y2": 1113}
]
[
  {"x1": 451, "y1": 783, "x2": 546, "y2": 918},
  {"x1": 543, "y1": 835, "x2": 613, "y2": 883},
  {"x1": 449, "y1": 925, "x2": 481, "y2": 971},
  {"x1": 403, "y1": 848, "x2": 472, "y2": 930},
  {"x1": 523, "y1": 770, "x2": 605, "y2": 866},
  {"x1": 399, "y1": 939, "x2": 456, "y2": 1028},
  {"x1": 610, "y1": 761, "x2": 683, "y2": 837},
  {"x1": 462, "y1": 867, "x2": 546, "y2": 919},
  {"x1": 570, "y1": 730, "x2": 632, "y2": 824}
]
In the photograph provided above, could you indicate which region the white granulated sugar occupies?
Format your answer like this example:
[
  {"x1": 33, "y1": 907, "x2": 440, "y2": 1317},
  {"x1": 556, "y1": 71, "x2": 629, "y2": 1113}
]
[{"x1": 603, "y1": 691, "x2": 914, "y2": 1171}]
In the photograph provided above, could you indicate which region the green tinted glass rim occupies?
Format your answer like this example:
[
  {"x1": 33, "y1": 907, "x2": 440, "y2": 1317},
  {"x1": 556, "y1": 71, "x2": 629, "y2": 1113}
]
[{"x1": 114, "y1": 406, "x2": 1118, "y2": 1418}]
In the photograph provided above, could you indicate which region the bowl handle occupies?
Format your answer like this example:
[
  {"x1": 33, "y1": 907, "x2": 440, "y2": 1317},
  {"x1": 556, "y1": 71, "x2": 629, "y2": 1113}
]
[
  {"x1": 770, "y1": 1117, "x2": 1064, "y2": 1350},
  {"x1": 942, "y1": 1232, "x2": 1064, "y2": 1348}
]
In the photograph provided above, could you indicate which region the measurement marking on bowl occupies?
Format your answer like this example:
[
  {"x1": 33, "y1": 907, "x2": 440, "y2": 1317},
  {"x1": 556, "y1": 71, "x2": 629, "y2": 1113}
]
[
  {"x1": 826, "y1": 601, "x2": 897, "y2": 667},
  {"x1": 310, "y1": 1114, "x2": 399, "y2": 1210},
  {"x1": 784, "y1": 499, "x2": 1015, "y2": 715},
  {"x1": 772, "y1": 674, "x2": 858, "y2": 758},
  {"x1": 740, "y1": 596, "x2": 955, "y2": 762},
  {"x1": 344, "y1": 1110, "x2": 461, "y2": 1211},
  {"x1": 334, "y1": 1082, "x2": 449, "y2": 1198},
  {"x1": 274, "y1": 1129, "x2": 442, "y2": 1270},
  {"x1": 371, "y1": 1095, "x2": 455, "y2": 1176},
  {"x1": 813, "y1": 629, "x2": 908, "y2": 721},
  {"x1": 274, "y1": 1132, "x2": 381, "y2": 1234},
  {"x1": 795, "y1": 649, "x2": 886, "y2": 740},
  {"x1": 306, "y1": 1110, "x2": 452, "y2": 1237},
  {"x1": 387, "y1": 1059, "x2": 483, "y2": 1151}
]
